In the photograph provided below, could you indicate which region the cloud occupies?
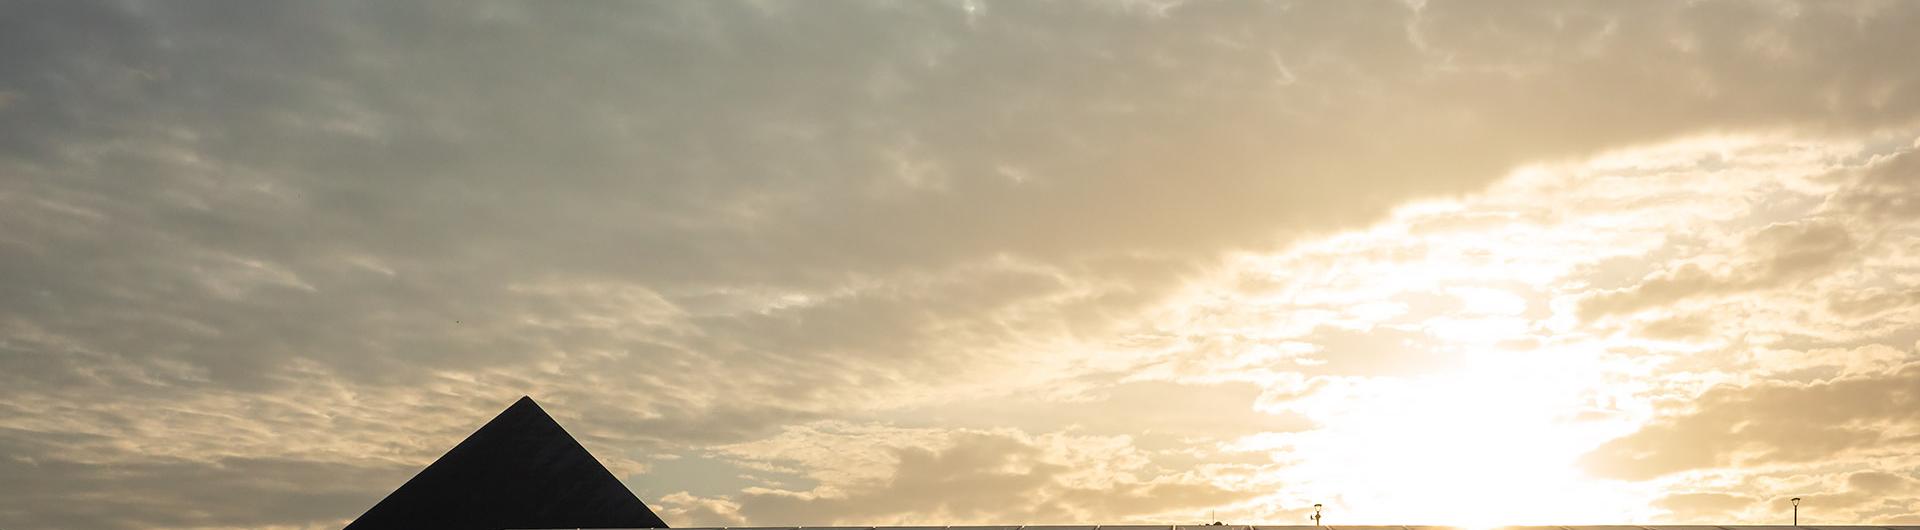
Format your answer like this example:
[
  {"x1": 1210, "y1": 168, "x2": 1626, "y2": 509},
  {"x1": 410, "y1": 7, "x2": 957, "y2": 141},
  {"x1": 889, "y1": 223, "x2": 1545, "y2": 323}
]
[
  {"x1": 1654, "y1": 492, "x2": 1756, "y2": 521},
  {"x1": 1675, "y1": 468, "x2": 1920, "y2": 524},
  {"x1": 1061, "y1": 133, "x2": 1920, "y2": 524},
  {"x1": 7, "y1": 0, "x2": 1920, "y2": 392},
  {"x1": 1582, "y1": 362, "x2": 1920, "y2": 481},
  {"x1": 0, "y1": 427, "x2": 398, "y2": 530},
  {"x1": 1573, "y1": 141, "x2": 1920, "y2": 327},
  {"x1": 4, "y1": 0, "x2": 1920, "y2": 527},
  {"x1": 1831, "y1": 146, "x2": 1920, "y2": 223},
  {"x1": 1578, "y1": 219, "x2": 1855, "y2": 320},
  {"x1": 1827, "y1": 288, "x2": 1920, "y2": 323},
  {"x1": 656, "y1": 424, "x2": 1253, "y2": 526}
]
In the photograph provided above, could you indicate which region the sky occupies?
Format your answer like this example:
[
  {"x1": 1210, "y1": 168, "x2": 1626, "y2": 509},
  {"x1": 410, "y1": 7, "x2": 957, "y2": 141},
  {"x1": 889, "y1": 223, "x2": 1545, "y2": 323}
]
[{"x1": 2, "y1": 1, "x2": 1920, "y2": 529}]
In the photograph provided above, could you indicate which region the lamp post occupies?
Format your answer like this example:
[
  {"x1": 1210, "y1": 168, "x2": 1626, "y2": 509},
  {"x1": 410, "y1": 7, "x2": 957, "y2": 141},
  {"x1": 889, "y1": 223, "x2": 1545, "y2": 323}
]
[
  {"x1": 1311, "y1": 504, "x2": 1323, "y2": 527},
  {"x1": 1791, "y1": 497, "x2": 1801, "y2": 526}
]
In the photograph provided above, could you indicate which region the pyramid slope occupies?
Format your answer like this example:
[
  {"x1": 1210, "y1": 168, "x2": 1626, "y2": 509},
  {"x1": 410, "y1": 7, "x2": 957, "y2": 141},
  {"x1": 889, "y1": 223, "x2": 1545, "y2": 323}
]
[{"x1": 346, "y1": 396, "x2": 667, "y2": 530}]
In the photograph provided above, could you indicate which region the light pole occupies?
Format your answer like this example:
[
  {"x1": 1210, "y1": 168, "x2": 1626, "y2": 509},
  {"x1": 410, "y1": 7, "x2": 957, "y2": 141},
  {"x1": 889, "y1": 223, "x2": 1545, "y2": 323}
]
[
  {"x1": 1791, "y1": 497, "x2": 1801, "y2": 526},
  {"x1": 1311, "y1": 503, "x2": 1323, "y2": 527}
]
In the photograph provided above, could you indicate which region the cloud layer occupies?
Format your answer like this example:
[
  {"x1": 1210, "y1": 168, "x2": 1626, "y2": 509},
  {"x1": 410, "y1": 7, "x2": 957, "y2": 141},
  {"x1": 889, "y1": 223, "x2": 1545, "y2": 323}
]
[{"x1": 3, "y1": 1, "x2": 1920, "y2": 528}]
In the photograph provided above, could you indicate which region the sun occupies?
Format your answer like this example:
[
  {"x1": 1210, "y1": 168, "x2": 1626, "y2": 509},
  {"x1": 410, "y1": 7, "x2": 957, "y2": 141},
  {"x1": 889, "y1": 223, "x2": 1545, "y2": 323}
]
[{"x1": 1269, "y1": 350, "x2": 1642, "y2": 525}]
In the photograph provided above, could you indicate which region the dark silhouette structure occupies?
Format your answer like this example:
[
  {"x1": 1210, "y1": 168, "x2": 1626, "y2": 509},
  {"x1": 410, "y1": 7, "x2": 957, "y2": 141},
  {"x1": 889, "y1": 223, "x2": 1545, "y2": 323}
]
[{"x1": 345, "y1": 396, "x2": 667, "y2": 530}]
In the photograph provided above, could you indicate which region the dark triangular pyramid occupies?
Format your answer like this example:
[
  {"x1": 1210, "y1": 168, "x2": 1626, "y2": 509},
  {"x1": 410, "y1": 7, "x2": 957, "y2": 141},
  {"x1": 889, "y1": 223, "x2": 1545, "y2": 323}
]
[{"x1": 346, "y1": 396, "x2": 668, "y2": 530}]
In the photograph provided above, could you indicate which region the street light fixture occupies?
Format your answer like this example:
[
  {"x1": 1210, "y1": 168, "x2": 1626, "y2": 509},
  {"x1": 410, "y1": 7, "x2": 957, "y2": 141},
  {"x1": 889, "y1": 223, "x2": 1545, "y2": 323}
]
[
  {"x1": 1791, "y1": 497, "x2": 1801, "y2": 526},
  {"x1": 1311, "y1": 504, "x2": 1323, "y2": 527}
]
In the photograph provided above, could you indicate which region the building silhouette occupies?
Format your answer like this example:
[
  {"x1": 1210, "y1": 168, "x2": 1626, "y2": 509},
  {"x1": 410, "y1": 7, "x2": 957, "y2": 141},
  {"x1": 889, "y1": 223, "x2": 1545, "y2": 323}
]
[{"x1": 346, "y1": 396, "x2": 666, "y2": 530}]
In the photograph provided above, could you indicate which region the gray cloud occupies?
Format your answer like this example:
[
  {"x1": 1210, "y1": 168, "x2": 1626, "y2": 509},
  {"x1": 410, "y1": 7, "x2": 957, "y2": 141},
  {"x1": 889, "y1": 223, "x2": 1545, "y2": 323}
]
[
  {"x1": 680, "y1": 430, "x2": 1252, "y2": 525},
  {"x1": 1579, "y1": 219, "x2": 1855, "y2": 319},
  {"x1": 8, "y1": 0, "x2": 1919, "y2": 385},
  {"x1": 1582, "y1": 362, "x2": 1920, "y2": 481},
  {"x1": 1828, "y1": 288, "x2": 1920, "y2": 320},
  {"x1": 0, "y1": 427, "x2": 399, "y2": 530},
  {"x1": 1832, "y1": 146, "x2": 1920, "y2": 223}
]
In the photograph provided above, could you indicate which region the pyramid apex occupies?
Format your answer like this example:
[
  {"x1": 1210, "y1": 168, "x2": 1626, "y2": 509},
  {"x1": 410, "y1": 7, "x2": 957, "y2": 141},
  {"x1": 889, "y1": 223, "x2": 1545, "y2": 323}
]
[
  {"x1": 502, "y1": 395, "x2": 551, "y2": 415},
  {"x1": 345, "y1": 395, "x2": 664, "y2": 529}
]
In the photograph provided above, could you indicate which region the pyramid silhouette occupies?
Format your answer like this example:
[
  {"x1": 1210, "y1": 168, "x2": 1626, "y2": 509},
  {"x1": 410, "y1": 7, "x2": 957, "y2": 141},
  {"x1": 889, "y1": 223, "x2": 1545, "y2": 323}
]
[{"x1": 346, "y1": 396, "x2": 668, "y2": 530}]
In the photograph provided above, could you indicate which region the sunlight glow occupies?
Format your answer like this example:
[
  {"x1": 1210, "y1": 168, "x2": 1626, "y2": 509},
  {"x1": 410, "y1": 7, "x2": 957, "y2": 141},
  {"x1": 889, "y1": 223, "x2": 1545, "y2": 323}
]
[
  {"x1": 1269, "y1": 351, "x2": 1637, "y2": 525},
  {"x1": 1201, "y1": 136, "x2": 1867, "y2": 525}
]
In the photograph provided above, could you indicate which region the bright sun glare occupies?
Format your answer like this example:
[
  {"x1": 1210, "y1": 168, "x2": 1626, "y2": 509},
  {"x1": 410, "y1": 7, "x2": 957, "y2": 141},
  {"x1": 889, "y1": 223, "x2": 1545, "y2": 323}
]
[{"x1": 1270, "y1": 349, "x2": 1641, "y2": 526}]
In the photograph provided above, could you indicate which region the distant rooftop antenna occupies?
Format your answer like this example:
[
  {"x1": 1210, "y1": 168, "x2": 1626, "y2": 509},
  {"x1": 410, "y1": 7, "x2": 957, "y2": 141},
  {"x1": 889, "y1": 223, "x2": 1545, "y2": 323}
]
[
  {"x1": 1791, "y1": 497, "x2": 1802, "y2": 526},
  {"x1": 1311, "y1": 503, "x2": 1323, "y2": 527}
]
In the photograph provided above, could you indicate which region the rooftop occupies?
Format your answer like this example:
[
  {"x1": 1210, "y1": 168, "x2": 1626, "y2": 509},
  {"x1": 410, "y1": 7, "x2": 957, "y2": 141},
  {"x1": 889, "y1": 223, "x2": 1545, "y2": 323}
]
[{"x1": 557, "y1": 526, "x2": 1920, "y2": 530}]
